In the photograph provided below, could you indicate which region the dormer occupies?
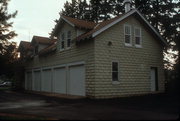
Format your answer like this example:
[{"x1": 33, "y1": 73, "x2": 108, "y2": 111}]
[
  {"x1": 17, "y1": 41, "x2": 34, "y2": 60},
  {"x1": 51, "y1": 15, "x2": 98, "y2": 38},
  {"x1": 31, "y1": 36, "x2": 56, "y2": 55}
]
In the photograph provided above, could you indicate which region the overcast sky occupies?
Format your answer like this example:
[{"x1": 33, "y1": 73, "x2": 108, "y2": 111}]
[{"x1": 8, "y1": 0, "x2": 70, "y2": 45}]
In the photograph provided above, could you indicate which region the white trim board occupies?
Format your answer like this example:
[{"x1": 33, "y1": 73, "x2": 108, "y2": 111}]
[
  {"x1": 68, "y1": 61, "x2": 85, "y2": 67},
  {"x1": 61, "y1": 16, "x2": 75, "y2": 27},
  {"x1": 92, "y1": 9, "x2": 136, "y2": 38},
  {"x1": 135, "y1": 10, "x2": 167, "y2": 45}
]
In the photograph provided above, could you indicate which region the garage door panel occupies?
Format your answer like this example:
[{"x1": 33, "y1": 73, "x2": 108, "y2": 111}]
[
  {"x1": 26, "y1": 72, "x2": 32, "y2": 90},
  {"x1": 33, "y1": 71, "x2": 41, "y2": 91},
  {"x1": 42, "y1": 69, "x2": 52, "y2": 92},
  {"x1": 69, "y1": 65, "x2": 85, "y2": 96},
  {"x1": 53, "y1": 68, "x2": 66, "y2": 94}
]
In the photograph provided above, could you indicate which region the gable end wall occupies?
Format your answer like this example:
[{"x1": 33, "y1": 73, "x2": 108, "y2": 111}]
[{"x1": 94, "y1": 16, "x2": 165, "y2": 98}]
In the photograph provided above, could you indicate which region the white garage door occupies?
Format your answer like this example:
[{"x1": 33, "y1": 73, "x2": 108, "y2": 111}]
[
  {"x1": 33, "y1": 71, "x2": 41, "y2": 91},
  {"x1": 68, "y1": 65, "x2": 85, "y2": 96},
  {"x1": 53, "y1": 67, "x2": 66, "y2": 94},
  {"x1": 26, "y1": 72, "x2": 32, "y2": 90},
  {"x1": 42, "y1": 69, "x2": 52, "y2": 92}
]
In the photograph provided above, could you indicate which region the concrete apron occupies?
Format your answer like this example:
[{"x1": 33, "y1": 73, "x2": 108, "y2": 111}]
[{"x1": 25, "y1": 90, "x2": 85, "y2": 99}]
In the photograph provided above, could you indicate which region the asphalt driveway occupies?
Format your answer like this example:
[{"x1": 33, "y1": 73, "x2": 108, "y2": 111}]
[{"x1": 0, "y1": 90, "x2": 179, "y2": 120}]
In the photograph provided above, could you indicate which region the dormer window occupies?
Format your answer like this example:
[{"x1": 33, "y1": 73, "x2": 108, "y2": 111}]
[
  {"x1": 67, "y1": 31, "x2": 71, "y2": 48},
  {"x1": 61, "y1": 33, "x2": 65, "y2": 50},
  {"x1": 34, "y1": 45, "x2": 38, "y2": 55},
  {"x1": 124, "y1": 25, "x2": 132, "y2": 46}
]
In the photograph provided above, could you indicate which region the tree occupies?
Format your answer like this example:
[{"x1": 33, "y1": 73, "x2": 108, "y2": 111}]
[
  {"x1": 111, "y1": 0, "x2": 125, "y2": 16},
  {"x1": 60, "y1": 0, "x2": 91, "y2": 21},
  {"x1": 0, "y1": 0, "x2": 18, "y2": 77},
  {"x1": 134, "y1": 0, "x2": 180, "y2": 69}
]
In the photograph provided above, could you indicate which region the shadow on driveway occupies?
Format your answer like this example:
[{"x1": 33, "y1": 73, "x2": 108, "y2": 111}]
[{"x1": 0, "y1": 90, "x2": 179, "y2": 120}]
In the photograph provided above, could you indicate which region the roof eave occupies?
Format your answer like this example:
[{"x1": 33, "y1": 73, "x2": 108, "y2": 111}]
[
  {"x1": 52, "y1": 16, "x2": 75, "y2": 37},
  {"x1": 76, "y1": 35, "x2": 93, "y2": 43}
]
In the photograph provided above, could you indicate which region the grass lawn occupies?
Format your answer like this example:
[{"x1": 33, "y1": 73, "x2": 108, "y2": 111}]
[
  {"x1": 0, "y1": 116, "x2": 47, "y2": 120},
  {"x1": 0, "y1": 87, "x2": 11, "y2": 91},
  {"x1": 0, "y1": 114, "x2": 53, "y2": 120}
]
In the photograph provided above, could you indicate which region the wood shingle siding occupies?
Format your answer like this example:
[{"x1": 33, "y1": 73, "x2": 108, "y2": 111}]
[
  {"x1": 94, "y1": 16, "x2": 164, "y2": 98},
  {"x1": 23, "y1": 10, "x2": 165, "y2": 99}
]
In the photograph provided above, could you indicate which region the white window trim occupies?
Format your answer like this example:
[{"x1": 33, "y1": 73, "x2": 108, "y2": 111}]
[
  {"x1": 134, "y1": 27, "x2": 142, "y2": 48},
  {"x1": 60, "y1": 41, "x2": 65, "y2": 51},
  {"x1": 112, "y1": 61, "x2": 120, "y2": 84},
  {"x1": 124, "y1": 24, "x2": 132, "y2": 47}
]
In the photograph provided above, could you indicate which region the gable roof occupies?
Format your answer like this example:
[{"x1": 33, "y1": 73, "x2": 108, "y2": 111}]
[
  {"x1": 53, "y1": 9, "x2": 167, "y2": 46},
  {"x1": 75, "y1": 9, "x2": 167, "y2": 46},
  {"x1": 31, "y1": 36, "x2": 57, "y2": 45},
  {"x1": 53, "y1": 15, "x2": 98, "y2": 36},
  {"x1": 62, "y1": 15, "x2": 98, "y2": 29},
  {"x1": 74, "y1": 14, "x2": 124, "y2": 42},
  {"x1": 17, "y1": 41, "x2": 33, "y2": 52}
]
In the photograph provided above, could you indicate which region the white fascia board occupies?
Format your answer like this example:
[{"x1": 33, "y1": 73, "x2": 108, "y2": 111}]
[
  {"x1": 61, "y1": 16, "x2": 75, "y2": 27},
  {"x1": 42, "y1": 67, "x2": 52, "y2": 71},
  {"x1": 67, "y1": 61, "x2": 85, "y2": 67},
  {"x1": 52, "y1": 17, "x2": 75, "y2": 37},
  {"x1": 135, "y1": 10, "x2": 167, "y2": 45},
  {"x1": 33, "y1": 69, "x2": 41, "y2": 72},
  {"x1": 92, "y1": 9, "x2": 136, "y2": 38}
]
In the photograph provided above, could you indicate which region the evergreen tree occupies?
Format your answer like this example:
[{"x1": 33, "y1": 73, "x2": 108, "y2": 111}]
[
  {"x1": 98, "y1": 0, "x2": 112, "y2": 21},
  {"x1": 0, "y1": 0, "x2": 18, "y2": 76},
  {"x1": 77, "y1": 0, "x2": 91, "y2": 20},
  {"x1": 111, "y1": 0, "x2": 124, "y2": 16},
  {"x1": 0, "y1": 0, "x2": 17, "y2": 45},
  {"x1": 134, "y1": 0, "x2": 180, "y2": 66},
  {"x1": 61, "y1": 0, "x2": 91, "y2": 21}
]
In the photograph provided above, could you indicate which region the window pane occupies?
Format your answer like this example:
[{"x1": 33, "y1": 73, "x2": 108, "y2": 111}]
[
  {"x1": 61, "y1": 33, "x2": 65, "y2": 40},
  {"x1": 67, "y1": 31, "x2": 71, "y2": 38},
  {"x1": 112, "y1": 72, "x2": 118, "y2": 81},
  {"x1": 112, "y1": 62, "x2": 118, "y2": 71},
  {"x1": 125, "y1": 26, "x2": 130, "y2": 34},
  {"x1": 67, "y1": 39, "x2": 71, "y2": 47},
  {"x1": 135, "y1": 28, "x2": 140, "y2": 36},
  {"x1": 35, "y1": 46, "x2": 38, "y2": 54},
  {"x1": 61, "y1": 41, "x2": 64, "y2": 49},
  {"x1": 125, "y1": 35, "x2": 130, "y2": 44},
  {"x1": 135, "y1": 37, "x2": 140, "y2": 45}
]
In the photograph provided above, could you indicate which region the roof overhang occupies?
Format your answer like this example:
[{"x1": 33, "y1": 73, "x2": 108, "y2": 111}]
[
  {"x1": 52, "y1": 16, "x2": 75, "y2": 37},
  {"x1": 52, "y1": 15, "x2": 97, "y2": 37}
]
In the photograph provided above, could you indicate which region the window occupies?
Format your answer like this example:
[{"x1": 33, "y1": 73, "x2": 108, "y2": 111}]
[
  {"x1": 67, "y1": 31, "x2": 71, "y2": 48},
  {"x1": 34, "y1": 45, "x2": 38, "y2": 55},
  {"x1": 124, "y1": 25, "x2": 132, "y2": 46},
  {"x1": 61, "y1": 33, "x2": 65, "y2": 50},
  {"x1": 134, "y1": 27, "x2": 142, "y2": 47},
  {"x1": 112, "y1": 62, "x2": 119, "y2": 81}
]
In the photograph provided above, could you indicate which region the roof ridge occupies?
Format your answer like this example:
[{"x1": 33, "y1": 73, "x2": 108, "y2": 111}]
[
  {"x1": 21, "y1": 41, "x2": 30, "y2": 43},
  {"x1": 62, "y1": 15, "x2": 97, "y2": 24},
  {"x1": 33, "y1": 35, "x2": 49, "y2": 39}
]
